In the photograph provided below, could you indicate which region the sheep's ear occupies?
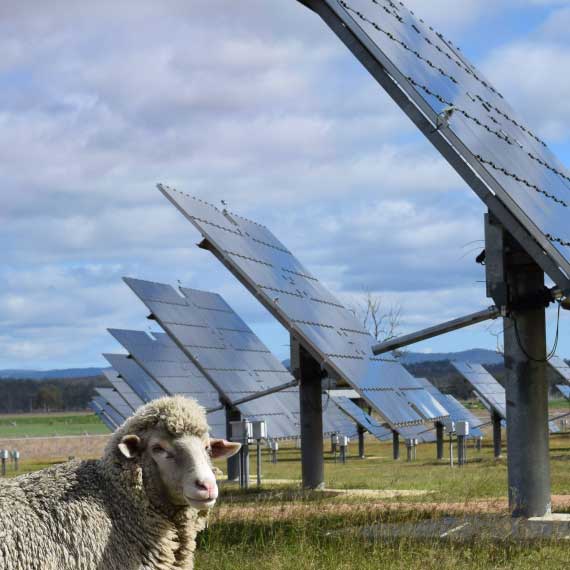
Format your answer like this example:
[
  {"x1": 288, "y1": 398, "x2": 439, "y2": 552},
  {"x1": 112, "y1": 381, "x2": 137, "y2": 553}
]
[
  {"x1": 210, "y1": 439, "x2": 241, "y2": 459},
  {"x1": 118, "y1": 434, "x2": 141, "y2": 459}
]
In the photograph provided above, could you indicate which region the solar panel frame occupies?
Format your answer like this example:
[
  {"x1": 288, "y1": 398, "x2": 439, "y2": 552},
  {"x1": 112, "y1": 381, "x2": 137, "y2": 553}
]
[
  {"x1": 102, "y1": 369, "x2": 146, "y2": 411},
  {"x1": 549, "y1": 356, "x2": 570, "y2": 384},
  {"x1": 122, "y1": 281, "x2": 354, "y2": 439},
  {"x1": 158, "y1": 186, "x2": 449, "y2": 429},
  {"x1": 451, "y1": 361, "x2": 506, "y2": 419},
  {"x1": 89, "y1": 399, "x2": 118, "y2": 431},
  {"x1": 95, "y1": 387, "x2": 134, "y2": 419},
  {"x1": 92, "y1": 395, "x2": 126, "y2": 427},
  {"x1": 330, "y1": 395, "x2": 392, "y2": 441},
  {"x1": 294, "y1": 0, "x2": 570, "y2": 292}
]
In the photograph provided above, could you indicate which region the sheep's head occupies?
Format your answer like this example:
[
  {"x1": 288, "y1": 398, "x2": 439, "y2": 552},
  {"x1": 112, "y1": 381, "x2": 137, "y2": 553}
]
[{"x1": 106, "y1": 396, "x2": 241, "y2": 510}]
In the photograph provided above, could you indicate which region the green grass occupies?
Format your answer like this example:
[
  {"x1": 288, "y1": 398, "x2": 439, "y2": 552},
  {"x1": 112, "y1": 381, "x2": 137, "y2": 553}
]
[
  {"x1": 6, "y1": 424, "x2": 570, "y2": 568},
  {"x1": 0, "y1": 413, "x2": 109, "y2": 438}
]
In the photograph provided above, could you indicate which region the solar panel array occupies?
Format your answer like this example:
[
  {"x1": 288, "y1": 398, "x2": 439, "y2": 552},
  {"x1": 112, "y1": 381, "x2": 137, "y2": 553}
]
[
  {"x1": 103, "y1": 353, "x2": 227, "y2": 438},
  {"x1": 95, "y1": 387, "x2": 134, "y2": 419},
  {"x1": 330, "y1": 395, "x2": 392, "y2": 441},
  {"x1": 549, "y1": 356, "x2": 570, "y2": 384},
  {"x1": 451, "y1": 361, "x2": 506, "y2": 419},
  {"x1": 300, "y1": 0, "x2": 570, "y2": 290},
  {"x1": 102, "y1": 369, "x2": 146, "y2": 411},
  {"x1": 557, "y1": 384, "x2": 570, "y2": 401},
  {"x1": 89, "y1": 398, "x2": 119, "y2": 431},
  {"x1": 414, "y1": 377, "x2": 483, "y2": 437},
  {"x1": 91, "y1": 394, "x2": 125, "y2": 428},
  {"x1": 158, "y1": 185, "x2": 449, "y2": 429},
  {"x1": 122, "y1": 279, "x2": 356, "y2": 439}
]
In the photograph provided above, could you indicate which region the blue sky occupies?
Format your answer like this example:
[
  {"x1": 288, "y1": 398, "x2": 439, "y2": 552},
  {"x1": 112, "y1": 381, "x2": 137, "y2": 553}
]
[{"x1": 1, "y1": 0, "x2": 570, "y2": 369}]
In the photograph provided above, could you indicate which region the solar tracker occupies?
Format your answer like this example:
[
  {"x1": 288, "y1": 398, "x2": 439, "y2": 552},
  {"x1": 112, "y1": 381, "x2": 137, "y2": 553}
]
[
  {"x1": 413, "y1": 377, "x2": 483, "y2": 438},
  {"x1": 92, "y1": 395, "x2": 125, "y2": 428},
  {"x1": 157, "y1": 186, "x2": 449, "y2": 429},
  {"x1": 329, "y1": 395, "x2": 392, "y2": 441},
  {"x1": 549, "y1": 356, "x2": 570, "y2": 384},
  {"x1": 95, "y1": 387, "x2": 134, "y2": 419},
  {"x1": 293, "y1": 0, "x2": 570, "y2": 291},
  {"x1": 103, "y1": 353, "x2": 227, "y2": 438},
  {"x1": 122, "y1": 281, "x2": 355, "y2": 439},
  {"x1": 102, "y1": 369, "x2": 146, "y2": 411},
  {"x1": 557, "y1": 384, "x2": 570, "y2": 401},
  {"x1": 89, "y1": 398, "x2": 119, "y2": 431},
  {"x1": 451, "y1": 361, "x2": 506, "y2": 419}
]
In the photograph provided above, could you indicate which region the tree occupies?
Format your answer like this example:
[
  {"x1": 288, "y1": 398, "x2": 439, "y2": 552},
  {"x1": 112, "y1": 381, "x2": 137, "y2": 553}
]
[{"x1": 353, "y1": 290, "x2": 403, "y2": 343}]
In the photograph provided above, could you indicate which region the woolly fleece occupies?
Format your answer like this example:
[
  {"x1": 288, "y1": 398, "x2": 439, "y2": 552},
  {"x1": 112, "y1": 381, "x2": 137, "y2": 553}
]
[{"x1": 0, "y1": 396, "x2": 213, "y2": 570}]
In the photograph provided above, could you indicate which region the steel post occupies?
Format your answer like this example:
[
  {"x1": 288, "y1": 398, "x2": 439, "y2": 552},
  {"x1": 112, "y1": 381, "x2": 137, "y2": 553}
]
[
  {"x1": 492, "y1": 411, "x2": 502, "y2": 459},
  {"x1": 358, "y1": 425, "x2": 365, "y2": 459},
  {"x1": 503, "y1": 250, "x2": 551, "y2": 517},
  {"x1": 406, "y1": 441, "x2": 412, "y2": 462},
  {"x1": 291, "y1": 336, "x2": 324, "y2": 489},
  {"x1": 392, "y1": 431, "x2": 400, "y2": 461},
  {"x1": 436, "y1": 422, "x2": 444, "y2": 460},
  {"x1": 458, "y1": 435, "x2": 465, "y2": 466},
  {"x1": 225, "y1": 406, "x2": 241, "y2": 482},
  {"x1": 256, "y1": 440, "x2": 262, "y2": 487},
  {"x1": 242, "y1": 442, "x2": 250, "y2": 490}
]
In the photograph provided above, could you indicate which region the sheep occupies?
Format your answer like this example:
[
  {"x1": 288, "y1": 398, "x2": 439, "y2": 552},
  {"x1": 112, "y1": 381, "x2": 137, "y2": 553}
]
[{"x1": 0, "y1": 395, "x2": 241, "y2": 570}]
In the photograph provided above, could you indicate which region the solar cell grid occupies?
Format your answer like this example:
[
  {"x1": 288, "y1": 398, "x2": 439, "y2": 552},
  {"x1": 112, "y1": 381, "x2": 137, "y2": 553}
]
[
  {"x1": 89, "y1": 399, "x2": 118, "y2": 431},
  {"x1": 159, "y1": 185, "x2": 449, "y2": 428},
  {"x1": 331, "y1": 396, "x2": 392, "y2": 441},
  {"x1": 301, "y1": 0, "x2": 570, "y2": 286},
  {"x1": 95, "y1": 388, "x2": 133, "y2": 419},
  {"x1": 549, "y1": 356, "x2": 570, "y2": 384},
  {"x1": 103, "y1": 370, "x2": 146, "y2": 411},
  {"x1": 92, "y1": 395, "x2": 126, "y2": 427}
]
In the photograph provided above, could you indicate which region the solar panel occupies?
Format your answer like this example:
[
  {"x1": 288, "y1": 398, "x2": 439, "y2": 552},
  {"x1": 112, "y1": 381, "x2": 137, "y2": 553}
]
[
  {"x1": 122, "y1": 280, "x2": 353, "y2": 439},
  {"x1": 92, "y1": 395, "x2": 126, "y2": 428},
  {"x1": 157, "y1": 186, "x2": 449, "y2": 428},
  {"x1": 330, "y1": 395, "x2": 392, "y2": 441},
  {"x1": 293, "y1": 0, "x2": 570, "y2": 291},
  {"x1": 107, "y1": 330, "x2": 221, "y2": 408},
  {"x1": 557, "y1": 384, "x2": 570, "y2": 401},
  {"x1": 102, "y1": 369, "x2": 146, "y2": 411},
  {"x1": 414, "y1": 377, "x2": 483, "y2": 437},
  {"x1": 95, "y1": 387, "x2": 134, "y2": 419},
  {"x1": 549, "y1": 356, "x2": 570, "y2": 384},
  {"x1": 89, "y1": 399, "x2": 118, "y2": 431},
  {"x1": 451, "y1": 361, "x2": 506, "y2": 419},
  {"x1": 103, "y1": 353, "x2": 227, "y2": 438}
]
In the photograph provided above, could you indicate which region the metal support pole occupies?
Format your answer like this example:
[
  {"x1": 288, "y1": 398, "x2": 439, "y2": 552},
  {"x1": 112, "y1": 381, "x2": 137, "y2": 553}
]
[
  {"x1": 476, "y1": 436, "x2": 482, "y2": 452},
  {"x1": 392, "y1": 431, "x2": 400, "y2": 461},
  {"x1": 458, "y1": 435, "x2": 465, "y2": 466},
  {"x1": 406, "y1": 440, "x2": 412, "y2": 462},
  {"x1": 1, "y1": 458, "x2": 5, "y2": 477},
  {"x1": 242, "y1": 441, "x2": 250, "y2": 490},
  {"x1": 436, "y1": 422, "x2": 444, "y2": 460},
  {"x1": 492, "y1": 411, "x2": 502, "y2": 459},
  {"x1": 358, "y1": 425, "x2": 365, "y2": 459},
  {"x1": 225, "y1": 406, "x2": 241, "y2": 482},
  {"x1": 486, "y1": 214, "x2": 551, "y2": 517},
  {"x1": 449, "y1": 434, "x2": 454, "y2": 468},
  {"x1": 504, "y1": 256, "x2": 551, "y2": 516},
  {"x1": 291, "y1": 336, "x2": 324, "y2": 490},
  {"x1": 256, "y1": 440, "x2": 262, "y2": 487}
]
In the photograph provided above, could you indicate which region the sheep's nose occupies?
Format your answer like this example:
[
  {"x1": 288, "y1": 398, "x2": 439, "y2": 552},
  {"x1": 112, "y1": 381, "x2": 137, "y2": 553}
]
[{"x1": 195, "y1": 478, "x2": 217, "y2": 499}]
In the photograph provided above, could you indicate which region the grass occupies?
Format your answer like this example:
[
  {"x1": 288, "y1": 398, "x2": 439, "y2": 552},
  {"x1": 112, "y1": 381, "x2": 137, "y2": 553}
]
[
  {"x1": 0, "y1": 412, "x2": 109, "y2": 438},
  {"x1": 5, "y1": 421, "x2": 570, "y2": 568}
]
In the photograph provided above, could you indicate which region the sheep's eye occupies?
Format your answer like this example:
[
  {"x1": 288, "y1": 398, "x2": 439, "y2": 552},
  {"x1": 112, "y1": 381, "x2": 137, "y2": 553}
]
[
  {"x1": 205, "y1": 446, "x2": 212, "y2": 456},
  {"x1": 151, "y1": 445, "x2": 165, "y2": 454}
]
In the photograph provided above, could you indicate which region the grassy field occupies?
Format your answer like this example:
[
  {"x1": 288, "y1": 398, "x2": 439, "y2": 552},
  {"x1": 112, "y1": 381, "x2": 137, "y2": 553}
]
[
  {"x1": 0, "y1": 412, "x2": 109, "y2": 438},
  {"x1": 6, "y1": 429, "x2": 570, "y2": 568}
]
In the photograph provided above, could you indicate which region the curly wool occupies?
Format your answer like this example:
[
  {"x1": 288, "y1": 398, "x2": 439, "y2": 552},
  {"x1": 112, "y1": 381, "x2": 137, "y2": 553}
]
[{"x1": 0, "y1": 396, "x2": 211, "y2": 570}]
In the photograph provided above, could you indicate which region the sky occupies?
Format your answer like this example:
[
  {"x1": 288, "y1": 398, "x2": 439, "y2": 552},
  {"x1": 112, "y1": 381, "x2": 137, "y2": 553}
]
[{"x1": 1, "y1": 0, "x2": 570, "y2": 369}]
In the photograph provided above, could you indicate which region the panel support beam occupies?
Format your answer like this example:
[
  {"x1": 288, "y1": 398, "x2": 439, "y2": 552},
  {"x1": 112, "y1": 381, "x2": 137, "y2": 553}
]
[
  {"x1": 436, "y1": 422, "x2": 444, "y2": 460},
  {"x1": 291, "y1": 335, "x2": 325, "y2": 489},
  {"x1": 492, "y1": 411, "x2": 502, "y2": 459},
  {"x1": 225, "y1": 405, "x2": 241, "y2": 482},
  {"x1": 392, "y1": 431, "x2": 400, "y2": 461},
  {"x1": 372, "y1": 307, "x2": 500, "y2": 356},
  {"x1": 486, "y1": 214, "x2": 551, "y2": 517}
]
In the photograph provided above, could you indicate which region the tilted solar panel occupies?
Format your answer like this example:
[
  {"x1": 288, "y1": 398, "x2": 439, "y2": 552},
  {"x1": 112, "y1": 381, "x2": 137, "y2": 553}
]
[
  {"x1": 557, "y1": 384, "x2": 570, "y2": 401},
  {"x1": 102, "y1": 369, "x2": 146, "y2": 411},
  {"x1": 95, "y1": 387, "x2": 134, "y2": 419},
  {"x1": 549, "y1": 356, "x2": 570, "y2": 384},
  {"x1": 330, "y1": 395, "x2": 392, "y2": 441},
  {"x1": 157, "y1": 185, "x2": 449, "y2": 428},
  {"x1": 92, "y1": 395, "x2": 125, "y2": 428},
  {"x1": 122, "y1": 280, "x2": 354, "y2": 439},
  {"x1": 293, "y1": 0, "x2": 570, "y2": 291},
  {"x1": 89, "y1": 399, "x2": 118, "y2": 431},
  {"x1": 413, "y1": 377, "x2": 483, "y2": 437},
  {"x1": 103, "y1": 353, "x2": 227, "y2": 438},
  {"x1": 451, "y1": 361, "x2": 507, "y2": 419}
]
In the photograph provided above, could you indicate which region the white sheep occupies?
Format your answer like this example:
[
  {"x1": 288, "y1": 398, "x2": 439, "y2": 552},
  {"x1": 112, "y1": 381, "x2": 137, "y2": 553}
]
[{"x1": 0, "y1": 395, "x2": 241, "y2": 570}]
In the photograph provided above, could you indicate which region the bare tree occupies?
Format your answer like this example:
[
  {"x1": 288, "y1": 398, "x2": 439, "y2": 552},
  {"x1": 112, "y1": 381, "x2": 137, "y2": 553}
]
[{"x1": 354, "y1": 290, "x2": 403, "y2": 344}]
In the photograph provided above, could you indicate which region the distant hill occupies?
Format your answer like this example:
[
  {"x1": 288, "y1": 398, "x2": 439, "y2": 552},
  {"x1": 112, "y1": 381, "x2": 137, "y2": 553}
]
[
  {"x1": 282, "y1": 348, "x2": 503, "y2": 370},
  {"x1": 0, "y1": 367, "x2": 108, "y2": 380},
  {"x1": 400, "y1": 348, "x2": 504, "y2": 365}
]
